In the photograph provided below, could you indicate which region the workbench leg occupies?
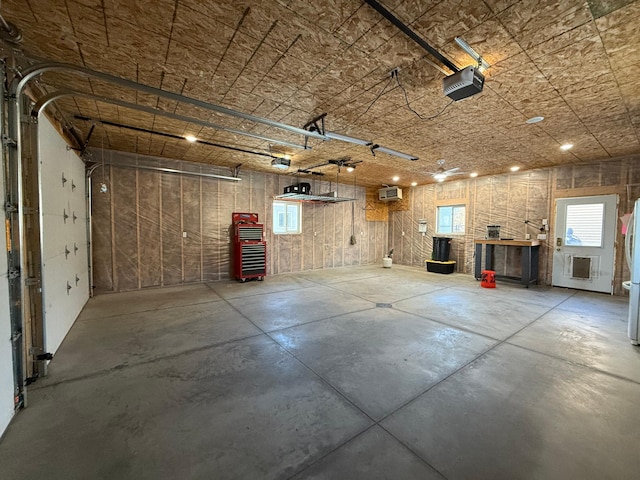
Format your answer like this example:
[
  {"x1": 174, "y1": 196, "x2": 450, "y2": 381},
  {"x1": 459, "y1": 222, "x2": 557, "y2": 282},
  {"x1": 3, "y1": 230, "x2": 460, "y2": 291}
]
[
  {"x1": 485, "y1": 245, "x2": 494, "y2": 272},
  {"x1": 522, "y1": 246, "x2": 531, "y2": 287},
  {"x1": 474, "y1": 243, "x2": 482, "y2": 279}
]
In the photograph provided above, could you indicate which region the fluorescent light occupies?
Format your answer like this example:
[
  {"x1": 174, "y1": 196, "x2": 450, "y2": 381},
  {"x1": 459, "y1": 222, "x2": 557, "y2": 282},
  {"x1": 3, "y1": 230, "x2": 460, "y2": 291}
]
[
  {"x1": 185, "y1": 135, "x2": 197, "y2": 142},
  {"x1": 371, "y1": 144, "x2": 418, "y2": 161},
  {"x1": 392, "y1": 176, "x2": 399, "y2": 182},
  {"x1": 326, "y1": 131, "x2": 373, "y2": 146},
  {"x1": 470, "y1": 172, "x2": 478, "y2": 178},
  {"x1": 560, "y1": 143, "x2": 573, "y2": 151},
  {"x1": 510, "y1": 166, "x2": 520, "y2": 172}
]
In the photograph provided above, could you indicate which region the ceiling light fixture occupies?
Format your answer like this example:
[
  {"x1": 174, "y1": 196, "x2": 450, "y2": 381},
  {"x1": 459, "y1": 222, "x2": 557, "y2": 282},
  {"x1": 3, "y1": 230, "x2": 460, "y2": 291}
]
[
  {"x1": 470, "y1": 172, "x2": 478, "y2": 178},
  {"x1": 510, "y1": 166, "x2": 520, "y2": 172},
  {"x1": 346, "y1": 166, "x2": 355, "y2": 173},
  {"x1": 325, "y1": 131, "x2": 373, "y2": 146},
  {"x1": 271, "y1": 158, "x2": 291, "y2": 170},
  {"x1": 392, "y1": 176, "x2": 400, "y2": 182},
  {"x1": 370, "y1": 144, "x2": 418, "y2": 161},
  {"x1": 411, "y1": 181, "x2": 418, "y2": 186},
  {"x1": 437, "y1": 178, "x2": 445, "y2": 182},
  {"x1": 433, "y1": 172, "x2": 447, "y2": 181},
  {"x1": 185, "y1": 134, "x2": 197, "y2": 142},
  {"x1": 560, "y1": 143, "x2": 573, "y2": 151},
  {"x1": 526, "y1": 116, "x2": 544, "y2": 124}
]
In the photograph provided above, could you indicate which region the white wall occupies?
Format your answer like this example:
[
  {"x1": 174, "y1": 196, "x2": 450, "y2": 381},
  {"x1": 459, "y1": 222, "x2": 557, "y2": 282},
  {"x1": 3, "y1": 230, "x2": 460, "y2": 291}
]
[
  {"x1": 39, "y1": 118, "x2": 90, "y2": 354},
  {"x1": 0, "y1": 134, "x2": 15, "y2": 437}
]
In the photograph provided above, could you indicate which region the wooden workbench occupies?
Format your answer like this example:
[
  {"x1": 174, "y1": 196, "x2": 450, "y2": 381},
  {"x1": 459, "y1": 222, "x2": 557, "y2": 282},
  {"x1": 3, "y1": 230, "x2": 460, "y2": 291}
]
[{"x1": 474, "y1": 239, "x2": 541, "y2": 287}]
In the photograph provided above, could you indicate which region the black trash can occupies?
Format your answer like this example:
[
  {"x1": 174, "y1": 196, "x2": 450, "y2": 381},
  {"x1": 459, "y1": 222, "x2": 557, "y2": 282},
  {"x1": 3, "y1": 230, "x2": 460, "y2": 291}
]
[{"x1": 432, "y1": 237, "x2": 452, "y2": 262}]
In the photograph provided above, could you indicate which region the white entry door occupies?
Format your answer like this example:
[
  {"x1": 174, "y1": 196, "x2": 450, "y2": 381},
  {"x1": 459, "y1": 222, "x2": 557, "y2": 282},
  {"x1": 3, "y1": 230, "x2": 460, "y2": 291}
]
[{"x1": 552, "y1": 194, "x2": 618, "y2": 293}]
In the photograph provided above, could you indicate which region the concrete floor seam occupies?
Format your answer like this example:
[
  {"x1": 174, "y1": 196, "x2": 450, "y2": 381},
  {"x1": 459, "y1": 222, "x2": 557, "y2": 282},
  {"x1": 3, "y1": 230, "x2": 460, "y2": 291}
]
[
  {"x1": 323, "y1": 280, "x2": 451, "y2": 306},
  {"x1": 389, "y1": 305, "x2": 507, "y2": 343},
  {"x1": 75, "y1": 297, "x2": 226, "y2": 322},
  {"x1": 376, "y1": 423, "x2": 450, "y2": 480},
  {"x1": 369, "y1": 341, "x2": 500, "y2": 426},
  {"x1": 265, "y1": 331, "x2": 378, "y2": 424},
  {"x1": 28, "y1": 330, "x2": 269, "y2": 391},
  {"x1": 206, "y1": 282, "x2": 323, "y2": 300},
  {"x1": 502, "y1": 340, "x2": 640, "y2": 386},
  {"x1": 262, "y1": 305, "x2": 380, "y2": 335},
  {"x1": 284, "y1": 422, "x2": 448, "y2": 480}
]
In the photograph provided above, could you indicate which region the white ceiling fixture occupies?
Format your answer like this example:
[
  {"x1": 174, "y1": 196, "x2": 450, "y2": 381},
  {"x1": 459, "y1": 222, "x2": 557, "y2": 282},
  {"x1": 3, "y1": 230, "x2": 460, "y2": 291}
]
[
  {"x1": 429, "y1": 159, "x2": 461, "y2": 181},
  {"x1": 510, "y1": 166, "x2": 520, "y2": 172},
  {"x1": 526, "y1": 116, "x2": 544, "y2": 124},
  {"x1": 560, "y1": 143, "x2": 573, "y2": 151},
  {"x1": 271, "y1": 158, "x2": 290, "y2": 170},
  {"x1": 185, "y1": 134, "x2": 197, "y2": 142},
  {"x1": 470, "y1": 172, "x2": 478, "y2": 177},
  {"x1": 392, "y1": 176, "x2": 400, "y2": 182},
  {"x1": 411, "y1": 181, "x2": 417, "y2": 186}
]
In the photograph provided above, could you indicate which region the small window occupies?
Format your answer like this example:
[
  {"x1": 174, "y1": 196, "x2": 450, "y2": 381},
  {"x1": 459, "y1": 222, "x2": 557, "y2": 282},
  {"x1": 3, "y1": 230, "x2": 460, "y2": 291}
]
[
  {"x1": 565, "y1": 203, "x2": 604, "y2": 247},
  {"x1": 436, "y1": 205, "x2": 465, "y2": 234},
  {"x1": 273, "y1": 201, "x2": 301, "y2": 234}
]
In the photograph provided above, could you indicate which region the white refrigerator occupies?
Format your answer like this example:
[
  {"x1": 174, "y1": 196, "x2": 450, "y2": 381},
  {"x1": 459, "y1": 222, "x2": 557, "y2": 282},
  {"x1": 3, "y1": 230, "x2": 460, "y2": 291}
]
[{"x1": 624, "y1": 198, "x2": 640, "y2": 345}]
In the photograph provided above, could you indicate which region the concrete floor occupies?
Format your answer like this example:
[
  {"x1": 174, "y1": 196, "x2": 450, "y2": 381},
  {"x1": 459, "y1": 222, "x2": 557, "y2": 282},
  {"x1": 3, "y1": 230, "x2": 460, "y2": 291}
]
[{"x1": 1, "y1": 265, "x2": 639, "y2": 479}]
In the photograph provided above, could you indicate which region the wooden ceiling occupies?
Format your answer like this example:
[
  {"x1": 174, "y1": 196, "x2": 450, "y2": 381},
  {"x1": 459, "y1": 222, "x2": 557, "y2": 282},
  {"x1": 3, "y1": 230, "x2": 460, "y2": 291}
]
[{"x1": 2, "y1": 0, "x2": 639, "y2": 187}]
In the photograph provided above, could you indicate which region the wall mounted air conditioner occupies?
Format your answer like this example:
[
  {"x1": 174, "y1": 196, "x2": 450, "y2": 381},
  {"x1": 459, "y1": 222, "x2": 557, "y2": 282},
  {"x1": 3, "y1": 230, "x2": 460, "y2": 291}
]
[{"x1": 378, "y1": 187, "x2": 402, "y2": 201}]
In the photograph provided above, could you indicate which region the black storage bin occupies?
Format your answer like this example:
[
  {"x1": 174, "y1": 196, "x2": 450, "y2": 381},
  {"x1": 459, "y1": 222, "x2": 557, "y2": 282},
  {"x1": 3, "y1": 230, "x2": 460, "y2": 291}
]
[{"x1": 432, "y1": 237, "x2": 452, "y2": 262}]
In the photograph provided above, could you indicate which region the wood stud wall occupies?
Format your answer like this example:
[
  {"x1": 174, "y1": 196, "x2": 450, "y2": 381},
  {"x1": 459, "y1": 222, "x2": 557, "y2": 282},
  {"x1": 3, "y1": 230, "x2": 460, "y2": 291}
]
[
  {"x1": 92, "y1": 152, "x2": 386, "y2": 293},
  {"x1": 389, "y1": 154, "x2": 640, "y2": 294}
]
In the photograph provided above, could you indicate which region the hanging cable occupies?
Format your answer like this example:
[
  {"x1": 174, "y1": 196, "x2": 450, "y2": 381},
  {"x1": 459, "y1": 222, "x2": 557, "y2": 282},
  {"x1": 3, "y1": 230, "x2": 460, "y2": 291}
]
[
  {"x1": 360, "y1": 76, "x2": 394, "y2": 117},
  {"x1": 393, "y1": 69, "x2": 454, "y2": 120}
]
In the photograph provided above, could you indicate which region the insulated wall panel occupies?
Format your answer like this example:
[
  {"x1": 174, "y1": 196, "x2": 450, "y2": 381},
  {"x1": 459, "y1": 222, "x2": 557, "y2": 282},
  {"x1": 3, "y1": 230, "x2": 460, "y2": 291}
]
[
  {"x1": 91, "y1": 169, "x2": 114, "y2": 292},
  {"x1": 161, "y1": 172, "x2": 182, "y2": 285},
  {"x1": 91, "y1": 152, "x2": 381, "y2": 292},
  {"x1": 218, "y1": 177, "x2": 236, "y2": 279},
  {"x1": 138, "y1": 169, "x2": 161, "y2": 287},
  {"x1": 112, "y1": 168, "x2": 138, "y2": 291},
  {"x1": 182, "y1": 176, "x2": 202, "y2": 283},
  {"x1": 201, "y1": 177, "x2": 219, "y2": 281}
]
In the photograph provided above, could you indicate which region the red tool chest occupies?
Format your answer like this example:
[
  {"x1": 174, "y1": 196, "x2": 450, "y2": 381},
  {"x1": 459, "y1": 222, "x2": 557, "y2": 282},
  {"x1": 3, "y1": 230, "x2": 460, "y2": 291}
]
[{"x1": 232, "y1": 212, "x2": 266, "y2": 282}]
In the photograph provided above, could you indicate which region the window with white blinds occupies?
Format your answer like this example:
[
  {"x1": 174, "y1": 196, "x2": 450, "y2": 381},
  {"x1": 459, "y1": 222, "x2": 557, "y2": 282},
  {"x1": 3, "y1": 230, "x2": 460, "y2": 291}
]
[{"x1": 565, "y1": 203, "x2": 604, "y2": 247}]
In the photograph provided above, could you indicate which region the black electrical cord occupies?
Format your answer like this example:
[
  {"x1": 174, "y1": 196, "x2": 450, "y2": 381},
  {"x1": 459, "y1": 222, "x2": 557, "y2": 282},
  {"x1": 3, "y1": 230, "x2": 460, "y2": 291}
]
[
  {"x1": 394, "y1": 70, "x2": 454, "y2": 120},
  {"x1": 360, "y1": 76, "x2": 394, "y2": 117}
]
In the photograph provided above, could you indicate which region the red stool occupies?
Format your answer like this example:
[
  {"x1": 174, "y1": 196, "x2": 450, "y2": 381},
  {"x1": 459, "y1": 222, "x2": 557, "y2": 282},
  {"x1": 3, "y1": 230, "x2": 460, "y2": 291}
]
[{"x1": 481, "y1": 270, "x2": 496, "y2": 288}]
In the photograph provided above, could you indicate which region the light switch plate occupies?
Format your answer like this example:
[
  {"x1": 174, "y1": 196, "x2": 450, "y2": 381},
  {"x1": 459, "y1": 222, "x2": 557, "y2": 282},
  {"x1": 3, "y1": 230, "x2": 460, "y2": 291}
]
[{"x1": 537, "y1": 234, "x2": 547, "y2": 240}]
